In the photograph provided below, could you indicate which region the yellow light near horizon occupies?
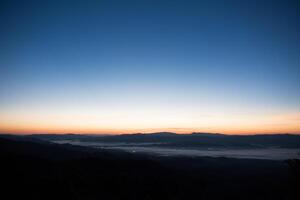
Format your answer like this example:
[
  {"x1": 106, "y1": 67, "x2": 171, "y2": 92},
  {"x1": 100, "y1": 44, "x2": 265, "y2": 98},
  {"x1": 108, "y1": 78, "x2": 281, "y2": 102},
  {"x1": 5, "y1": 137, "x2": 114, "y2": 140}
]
[{"x1": 0, "y1": 109, "x2": 300, "y2": 134}]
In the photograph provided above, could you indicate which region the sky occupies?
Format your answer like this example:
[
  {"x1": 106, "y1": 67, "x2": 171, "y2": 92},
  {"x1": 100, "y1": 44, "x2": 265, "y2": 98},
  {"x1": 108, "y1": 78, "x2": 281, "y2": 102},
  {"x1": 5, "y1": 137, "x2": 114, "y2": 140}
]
[{"x1": 0, "y1": 0, "x2": 300, "y2": 134}]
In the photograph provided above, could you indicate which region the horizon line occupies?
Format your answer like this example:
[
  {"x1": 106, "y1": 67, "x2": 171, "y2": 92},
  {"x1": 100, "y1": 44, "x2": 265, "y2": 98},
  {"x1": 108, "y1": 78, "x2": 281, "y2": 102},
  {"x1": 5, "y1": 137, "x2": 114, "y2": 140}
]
[{"x1": 1, "y1": 131, "x2": 299, "y2": 136}]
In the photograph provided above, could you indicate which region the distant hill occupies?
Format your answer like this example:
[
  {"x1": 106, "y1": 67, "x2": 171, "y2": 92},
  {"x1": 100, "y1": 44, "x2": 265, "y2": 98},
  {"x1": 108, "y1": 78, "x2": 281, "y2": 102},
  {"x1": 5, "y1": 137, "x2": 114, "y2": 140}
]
[{"x1": 21, "y1": 132, "x2": 300, "y2": 149}]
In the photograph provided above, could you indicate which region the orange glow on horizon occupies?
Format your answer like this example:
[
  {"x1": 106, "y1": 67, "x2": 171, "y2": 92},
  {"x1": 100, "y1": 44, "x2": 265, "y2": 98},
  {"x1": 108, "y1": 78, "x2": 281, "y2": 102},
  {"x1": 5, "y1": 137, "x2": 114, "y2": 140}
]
[
  {"x1": 1, "y1": 126, "x2": 300, "y2": 135},
  {"x1": 1, "y1": 111, "x2": 300, "y2": 135}
]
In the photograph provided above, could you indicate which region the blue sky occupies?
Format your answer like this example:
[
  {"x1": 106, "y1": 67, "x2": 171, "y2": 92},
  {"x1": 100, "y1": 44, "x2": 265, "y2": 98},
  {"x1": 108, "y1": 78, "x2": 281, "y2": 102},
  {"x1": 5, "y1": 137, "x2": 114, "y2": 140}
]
[{"x1": 1, "y1": 0, "x2": 300, "y2": 134}]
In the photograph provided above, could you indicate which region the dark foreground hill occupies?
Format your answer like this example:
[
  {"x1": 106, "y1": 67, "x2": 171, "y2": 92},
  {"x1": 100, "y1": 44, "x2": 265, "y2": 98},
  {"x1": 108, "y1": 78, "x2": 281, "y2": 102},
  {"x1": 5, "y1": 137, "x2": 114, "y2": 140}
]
[{"x1": 0, "y1": 135, "x2": 300, "y2": 200}]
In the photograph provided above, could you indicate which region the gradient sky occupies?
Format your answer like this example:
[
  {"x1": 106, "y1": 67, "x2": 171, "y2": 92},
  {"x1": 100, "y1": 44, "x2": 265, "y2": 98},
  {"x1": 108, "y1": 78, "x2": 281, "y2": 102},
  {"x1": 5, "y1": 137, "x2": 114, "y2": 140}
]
[{"x1": 1, "y1": 0, "x2": 300, "y2": 134}]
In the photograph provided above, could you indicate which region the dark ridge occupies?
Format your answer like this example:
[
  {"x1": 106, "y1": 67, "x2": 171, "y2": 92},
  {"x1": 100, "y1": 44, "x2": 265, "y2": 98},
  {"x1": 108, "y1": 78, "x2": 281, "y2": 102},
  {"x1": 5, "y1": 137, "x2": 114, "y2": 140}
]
[
  {"x1": 1, "y1": 135, "x2": 299, "y2": 200},
  {"x1": 25, "y1": 132, "x2": 300, "y2": 148}
]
